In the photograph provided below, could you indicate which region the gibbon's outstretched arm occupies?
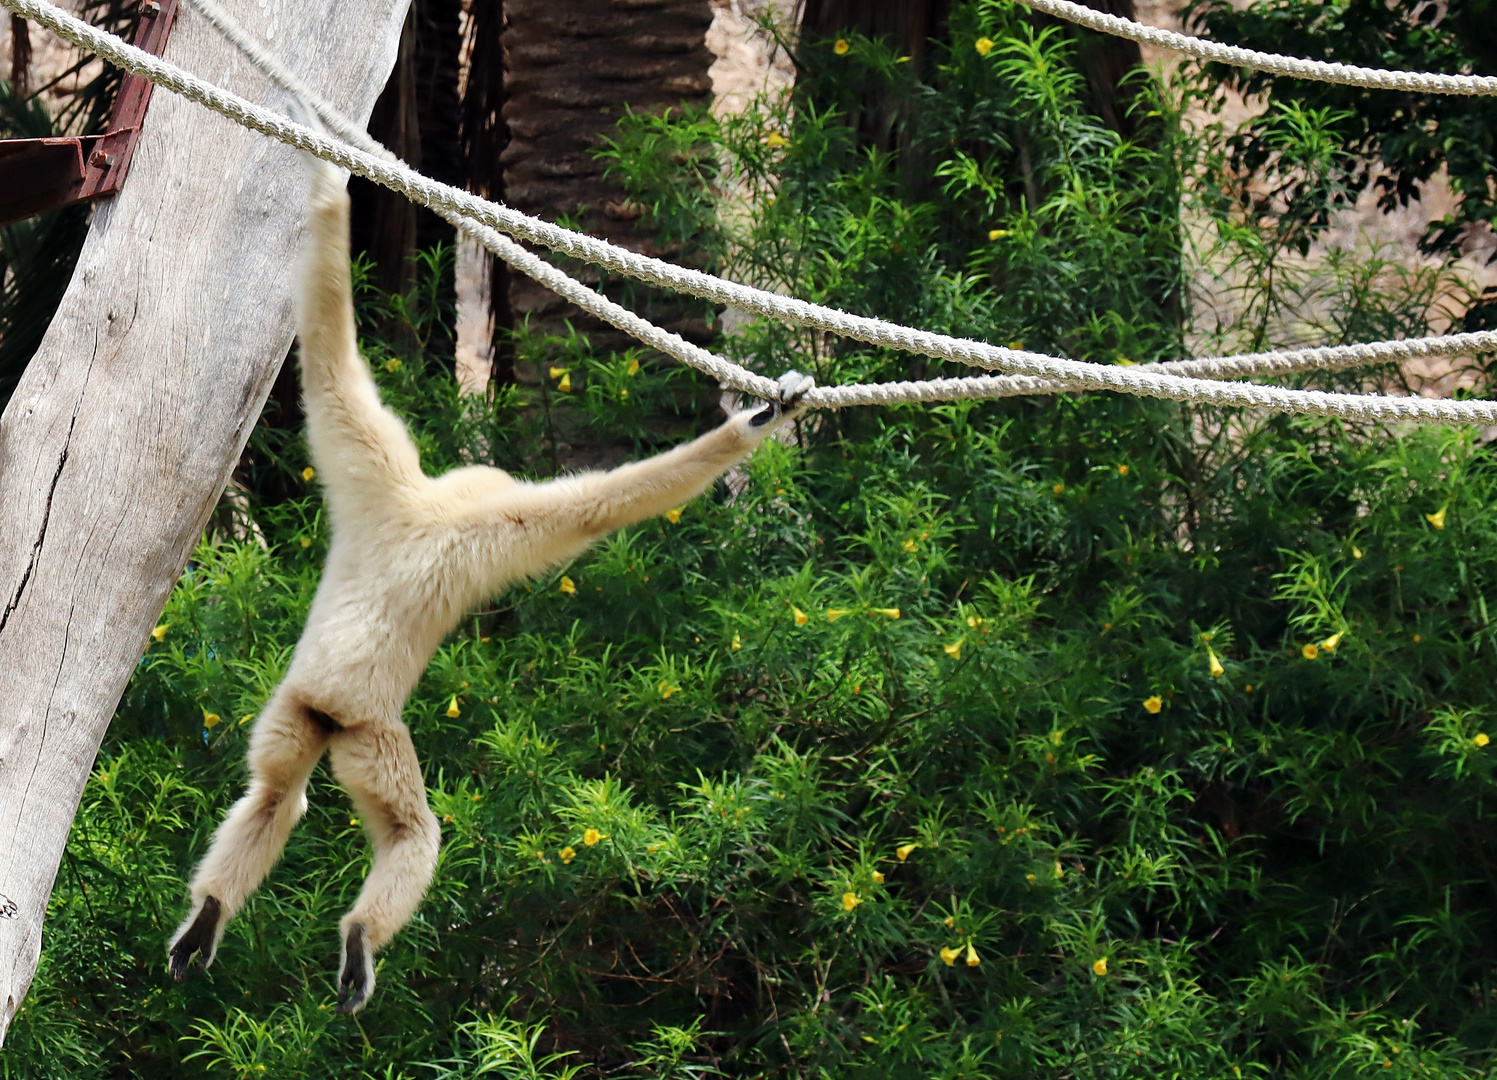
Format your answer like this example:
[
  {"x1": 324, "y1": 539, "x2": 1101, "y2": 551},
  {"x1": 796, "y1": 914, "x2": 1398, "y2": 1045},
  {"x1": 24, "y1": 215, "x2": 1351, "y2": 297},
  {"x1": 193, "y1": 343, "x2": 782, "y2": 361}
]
[{"x1": 168, "y1": 158, "x2": 810, "y2": 1016}]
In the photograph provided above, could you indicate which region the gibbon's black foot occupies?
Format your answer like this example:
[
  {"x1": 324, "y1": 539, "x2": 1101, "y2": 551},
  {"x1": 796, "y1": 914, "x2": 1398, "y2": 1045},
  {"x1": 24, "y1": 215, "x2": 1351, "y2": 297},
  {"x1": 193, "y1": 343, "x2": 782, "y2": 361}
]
[
  {"x1": 168, "y1": 895, "x2": 222, "y2": 982},
  {"x1": 750, "y1": 369, "x2": 816, "y2": 426},
  {"x1": 336, "y1": 922, "x2": 374, "y2": 1015}
]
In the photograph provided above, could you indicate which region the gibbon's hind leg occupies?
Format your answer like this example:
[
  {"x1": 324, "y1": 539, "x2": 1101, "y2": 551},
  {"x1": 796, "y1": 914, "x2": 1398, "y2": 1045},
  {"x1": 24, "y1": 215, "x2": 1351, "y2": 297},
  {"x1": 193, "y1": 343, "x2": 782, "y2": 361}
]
[
  {"x1": 169, "y1": 695, "x2": 335, "y2": 980},
  {"x1": 325, "y1": 720, "x2": 441, "y2": 1014}
]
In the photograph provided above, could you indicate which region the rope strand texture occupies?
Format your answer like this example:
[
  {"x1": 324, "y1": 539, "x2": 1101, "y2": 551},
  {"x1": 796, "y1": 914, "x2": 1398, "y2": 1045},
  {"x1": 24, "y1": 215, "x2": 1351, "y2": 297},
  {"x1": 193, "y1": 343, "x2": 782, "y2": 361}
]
[
  {"x1": 1013, "y1": 0, "x2": 1497, "y2": 96},
  {"x1": 9, "y1": 0, "x2": 1497, "y2": 423}
]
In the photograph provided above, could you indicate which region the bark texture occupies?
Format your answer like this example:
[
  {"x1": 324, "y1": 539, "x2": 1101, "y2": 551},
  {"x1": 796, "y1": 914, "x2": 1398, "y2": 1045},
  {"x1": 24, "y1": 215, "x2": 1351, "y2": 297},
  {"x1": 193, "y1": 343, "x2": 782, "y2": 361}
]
[
  {"x1": 350, "y1": 0, "x2": 466, "y2": 303},
  {"x1": 0, "y1": 0, "x2": 408, "y2": 1042},
  {"x1": 500, "y1": 0, "x2": 716, "y2": 357}
]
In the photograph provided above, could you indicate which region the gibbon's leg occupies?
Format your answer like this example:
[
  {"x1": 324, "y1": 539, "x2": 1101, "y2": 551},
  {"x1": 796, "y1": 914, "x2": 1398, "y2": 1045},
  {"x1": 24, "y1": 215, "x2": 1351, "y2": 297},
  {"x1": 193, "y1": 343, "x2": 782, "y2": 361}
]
[
  {"x1": 298, "y1": 161, "x2": 426, "y2": 516},
  {"x1": 325, "y1": 720, "x2": 441, "y2": 1014},
  {"x1": 539, "y1": 370, "x2": 815, "y2": 540},
  {"x1": 169, "y1": 695, "x2": 334, "y2": 979}
]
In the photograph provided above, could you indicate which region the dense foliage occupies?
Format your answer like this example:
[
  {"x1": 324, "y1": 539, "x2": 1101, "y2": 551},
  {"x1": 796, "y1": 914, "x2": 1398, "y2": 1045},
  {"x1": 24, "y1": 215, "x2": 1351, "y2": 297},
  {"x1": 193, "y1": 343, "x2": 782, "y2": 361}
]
[
  {"x1": 7, "y1": 2, "x2": 1497, "y2": 1077},
  {"x1": 1188, "y1": 0, "x2": 1497, "y2": 288}
]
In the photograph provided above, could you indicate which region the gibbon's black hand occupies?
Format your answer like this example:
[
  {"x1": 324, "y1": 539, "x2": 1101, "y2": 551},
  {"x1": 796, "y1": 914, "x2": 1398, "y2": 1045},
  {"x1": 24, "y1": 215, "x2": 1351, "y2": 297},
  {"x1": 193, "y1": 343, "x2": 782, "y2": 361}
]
[{"x1": 751, "y1": 369, "x2": 815, "y2": 426}]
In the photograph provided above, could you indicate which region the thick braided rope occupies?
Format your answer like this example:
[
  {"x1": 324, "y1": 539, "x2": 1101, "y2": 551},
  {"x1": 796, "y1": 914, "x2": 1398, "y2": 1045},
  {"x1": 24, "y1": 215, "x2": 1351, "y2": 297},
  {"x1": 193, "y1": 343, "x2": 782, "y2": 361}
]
[
  {"x1": 1013, "y1": 0, "x2": 1497, "y2": 96},
  {"x1": 189, "y1": 0, "x2": 1497, "y2": 395},
  {"x1": 10, "y1": 0, "x2": 1497, "y2": 423}
]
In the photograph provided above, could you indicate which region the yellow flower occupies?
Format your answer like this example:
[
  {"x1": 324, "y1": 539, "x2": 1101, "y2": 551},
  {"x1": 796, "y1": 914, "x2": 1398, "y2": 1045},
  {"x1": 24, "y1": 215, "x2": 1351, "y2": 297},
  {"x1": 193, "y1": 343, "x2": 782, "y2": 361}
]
[
  {"x1": 446, "y1": 696, "x2": 461, "y2": 718},
  {"x1": 1053, "y1": 483, "x2": 1065, "y2": 495},
  {"x1": 871, "y1": 607, "x2": 901, "y2": 619},
  {"x1": 557, "y1": 373, "x2": 572, "y2": 393},
  {"x1": 583, "y1": 828, "x2": 603, "y2": 847},
  {"x1": 559, "y1": 576, "x2": 577, "y2": 595},
  {"x1": 842, "y1": 891, "x2": 862, "y2": 912},
  {"x1": 1353, "y1": 545, "x2": 1363, "y2": 559},
  {"x1": 765, "y1": 130, "x2": 788, "y2": 148},
  {"x1": 559, "y1": 846, "x2": 576, "y2": 864},
  {"x1": 1320, "y1": 631, "x2": 1343, "y2": 653},
  {"x1": 987, "y1": 228, "x2": 1009, "y2": 241},
  {"x1": 975, "y1": 36, "x2": 995, "y2": 55},
  {"x1": 902, "y1": 538, "x2": 918, "y2": 552},
  {"x1": 944, "y1": 639, "x2": 964, "y2": 660},
  {"x1": 549, "y1": 365, "x2": 568, "y2": 379},
  {"x1": 1025, "y1": 873, "x2": 1037, "y2": 885},
  {"x1": 1143, "y1": 695, "x2": 1163, "y2": 715},
  {"x1": 872, "y1": 871, "x2": 885, "y2": 884},
  {"x1": 1207, "y1": 647, "x2": 1225, "y2": 677},
  {"x1": 833, "y1": 38, "x2": 850, "y2": 55},
  {"x1": 940, "y1": 945, "x2": 961, "y2": 966},
  {"x1": 665, "y1": 506, "x2": 683, "y2": 524},
  {"x1": 1053, "y1": 860, "x2": 1064, "y2": 879},
  {"x1": 627, "y1": 358, "x2": 641, "y2": 376},
  {"x1": 658, "y1": 680, "x2": 678, "y2": 699},
  {"x1": 731, "y1": 633, "x2": 742, "y2": 651},
  {"x1": 350, "y1": 817, "x2": 360, "y2": 827},
  {"x1": 1092, "y1": 957, "x2": 1108, "y2": 976},
  {"x1": 896, "y1": 844, "x2": 919, "y2": 861},
  {"x1": 793, "y1": 606, "x2": 809, "y2": 626},
  {"x1": 1008, "y1": 341, "x2": 1025, "y2": 351},
  {"x1": 1301, "y1": 643, "x2": 1319, "y2": 660},
  {"x1": 1117, "y1": 464, "x2": 1129, "y2": 476},
  {"x1": 965, "y1": 942, "x2": 980, "y2": 967},
  {"x1": 239, "y1": 714, "x2": 255, "y2": 726},
  {"x1": 300, "y1": 537, "x2": 312, "y2": 548},
  {"x1": 150, "y1": 623, "x2": 169, "y2": 643},
  {"x1": 202, "y1": 710, "x2": 220, "y2": 729},
  {"x1": 302, "y1": 466, "x2": 315, "y2": 482},
  {"x1": 384, "y1": 358, "x2": 401, "y2": 373},
  {"x1": 1476, "y1": 733, "x2": 1491, "y2": 748},
  {"x1": 827, "y1": 608, "x2": 854, "y2": 622},
  {"x1": 1427, "y1": 507, "x2": 1447, "y2": 529}
]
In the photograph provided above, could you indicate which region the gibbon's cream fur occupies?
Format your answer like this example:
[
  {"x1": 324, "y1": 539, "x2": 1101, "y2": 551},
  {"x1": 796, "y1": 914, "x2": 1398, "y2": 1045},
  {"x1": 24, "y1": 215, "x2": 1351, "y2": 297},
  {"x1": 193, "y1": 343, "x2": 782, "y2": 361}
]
[{"x1": 168, "y1": 160, "x2": 812, "y2": 1014}]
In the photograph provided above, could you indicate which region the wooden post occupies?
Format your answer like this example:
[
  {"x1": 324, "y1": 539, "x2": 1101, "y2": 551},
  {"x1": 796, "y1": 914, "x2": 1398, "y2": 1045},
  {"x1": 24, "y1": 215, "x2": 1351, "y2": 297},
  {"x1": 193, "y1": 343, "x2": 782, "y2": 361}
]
[{"x1": 0, "y1": 0, "x2": 410, "y2": 1042}]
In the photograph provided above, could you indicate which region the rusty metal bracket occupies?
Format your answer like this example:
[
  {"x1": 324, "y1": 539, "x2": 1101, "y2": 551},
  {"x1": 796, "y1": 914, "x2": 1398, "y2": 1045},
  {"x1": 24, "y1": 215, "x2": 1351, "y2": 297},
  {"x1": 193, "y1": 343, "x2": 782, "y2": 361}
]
[{"x1": 0, "y1": 0, "x2": 179, "y2": 227}]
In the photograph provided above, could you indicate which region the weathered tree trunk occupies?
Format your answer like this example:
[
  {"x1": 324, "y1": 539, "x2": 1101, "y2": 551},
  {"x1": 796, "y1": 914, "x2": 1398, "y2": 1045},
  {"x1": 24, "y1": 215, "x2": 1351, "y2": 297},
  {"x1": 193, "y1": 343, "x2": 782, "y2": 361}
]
[
  {"x1": 500, "y1": 0, "x2": 715, "y2": 354},
  {"x1": 0, "y1": 0, "x2": 409, "y2": 1042},
  {"x1": 460, "y1": 0, "x2": 513, "y2": 384}
]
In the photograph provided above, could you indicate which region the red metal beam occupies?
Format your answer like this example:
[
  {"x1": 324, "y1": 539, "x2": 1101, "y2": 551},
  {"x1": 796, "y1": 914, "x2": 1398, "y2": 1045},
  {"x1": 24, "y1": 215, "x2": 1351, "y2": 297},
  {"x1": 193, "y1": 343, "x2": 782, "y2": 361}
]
[{"x1": 0, "y1": 0, "x2": 179, "y2": 227}]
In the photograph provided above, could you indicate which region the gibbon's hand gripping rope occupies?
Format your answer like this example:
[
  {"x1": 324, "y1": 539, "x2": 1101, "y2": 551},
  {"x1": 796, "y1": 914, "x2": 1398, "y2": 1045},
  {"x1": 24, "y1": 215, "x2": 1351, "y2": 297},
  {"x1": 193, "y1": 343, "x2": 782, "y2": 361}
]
[
  {"x1": 1012, "y1": 0, "x2": 1497, "y2": 97},
  {"x1": 7, "y1": 0, "x2": 1497, "y2": 423}
]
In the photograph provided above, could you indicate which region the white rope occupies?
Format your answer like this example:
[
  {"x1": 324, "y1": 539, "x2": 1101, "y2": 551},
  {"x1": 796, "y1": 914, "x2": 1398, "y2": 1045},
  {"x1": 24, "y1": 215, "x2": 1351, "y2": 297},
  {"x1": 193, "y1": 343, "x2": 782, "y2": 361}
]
[
  {"x1": 9, "y1": 0, "x2": 1497, "y2": 423},
  {"x1": 186, "y1": 0, "x2": 1497, "y2": 399},
  {"x1": 1012, "y1": 0, "x2": 1497, "y2": 97}
]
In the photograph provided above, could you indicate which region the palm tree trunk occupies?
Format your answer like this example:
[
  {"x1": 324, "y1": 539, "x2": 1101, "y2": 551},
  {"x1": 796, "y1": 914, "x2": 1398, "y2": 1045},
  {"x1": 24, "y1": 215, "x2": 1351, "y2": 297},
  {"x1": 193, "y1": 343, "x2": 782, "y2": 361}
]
[
  {"x1": 349, "y1": 0, "x2": 464, "y2": 324},
  {"x1": 8, "y1": 15, "x2": 30, "y2": 99},
  {"x1": 500, "y1": 0, "x2": 716, "y2": 357}
]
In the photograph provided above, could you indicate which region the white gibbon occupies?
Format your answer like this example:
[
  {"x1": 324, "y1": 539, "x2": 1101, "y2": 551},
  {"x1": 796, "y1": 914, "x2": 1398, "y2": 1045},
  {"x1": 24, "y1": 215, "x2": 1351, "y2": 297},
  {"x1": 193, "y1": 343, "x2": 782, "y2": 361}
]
[{"x1": 168, "y1": 159, "x2": 812, "y2": 1014}]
